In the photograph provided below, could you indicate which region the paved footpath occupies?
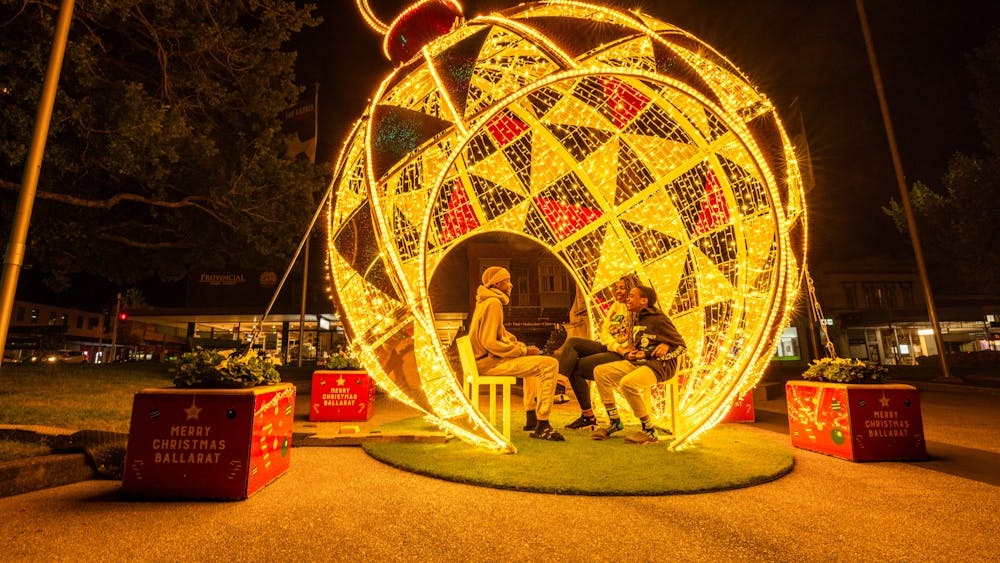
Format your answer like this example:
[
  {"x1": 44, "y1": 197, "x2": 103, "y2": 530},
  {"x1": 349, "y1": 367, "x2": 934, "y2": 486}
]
[{"x1": 0, "y1": 384, "x2": 997, "y2": 562}]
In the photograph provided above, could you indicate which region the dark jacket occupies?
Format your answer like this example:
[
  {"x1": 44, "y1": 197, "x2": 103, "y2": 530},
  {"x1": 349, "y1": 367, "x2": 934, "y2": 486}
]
[{"x1": 631, "y1": 307, "x2": 687, "y2": 382}]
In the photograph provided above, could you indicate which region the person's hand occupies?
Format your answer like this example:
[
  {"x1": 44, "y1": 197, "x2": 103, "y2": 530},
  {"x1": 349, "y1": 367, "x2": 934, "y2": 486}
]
[
  {"x1": 651, "y1": 343, "x2": 670, "y2": 359},
  {"x1": 526, "y1": 346, "x2": 540, "y2": 355}
]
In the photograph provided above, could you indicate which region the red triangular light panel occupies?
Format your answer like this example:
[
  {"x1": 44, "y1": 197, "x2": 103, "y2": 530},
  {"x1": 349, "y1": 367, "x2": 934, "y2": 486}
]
[
  {"x1": 694, "y1": 169, "x2": 730, "y2": 235},
  {"x1": 486, "y1": 110, "x2": 530, "y2": 147},
  {"x1": 594, "y1": 296, "x2": 613, "y2": 314},
  {"x1": 440, "y1": 180, "x2": 480, "y2": 244},
  {"x1": 534, "y1": 197, "x2": 603, "y2": 240},
  {"x1": 601, "y1": 76, "x2": 651, "y2": 129}
]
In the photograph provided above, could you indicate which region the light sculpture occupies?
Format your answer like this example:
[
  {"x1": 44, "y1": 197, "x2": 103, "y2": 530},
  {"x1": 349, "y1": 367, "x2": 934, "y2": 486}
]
[{"x1": 327, "y1": 0, "x2": 807, "y2": 452}]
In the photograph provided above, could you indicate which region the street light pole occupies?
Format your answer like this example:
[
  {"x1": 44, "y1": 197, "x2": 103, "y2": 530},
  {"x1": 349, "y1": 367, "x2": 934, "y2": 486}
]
[
  {"x1": 110, "y1": 292, "x2": 121, "y2": 363},
  {"x1": 856, "y1": 0, "x2": 951, "y2": 379},
  {"x1": 0, "y1": 0, "x2": 76, "y2": 369}
]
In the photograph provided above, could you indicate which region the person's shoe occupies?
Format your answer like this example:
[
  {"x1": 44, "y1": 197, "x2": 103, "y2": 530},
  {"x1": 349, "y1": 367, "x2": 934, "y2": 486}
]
[
  {"x1": 554, "y1": 393, "x2": 571, "y2": 405},
  {"x1": 565, "y1": 414, "x2": 597, "y2": 430},
  {"x1": 530, "y1": 425, "x2": 565, "y2": 441},
  {"x1": 591, "y1": 420, "x2": 623, "y2": 440},
  {"x1": 624, "y1": 428, "x2": 657, "y2": 445}
]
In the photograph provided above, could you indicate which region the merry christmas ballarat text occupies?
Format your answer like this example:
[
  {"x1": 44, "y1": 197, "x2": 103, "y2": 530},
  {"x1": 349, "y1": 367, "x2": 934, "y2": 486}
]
[
  {"x1": 150, "y1": 424, "x2": 226, "y2": 464},
  {"x1": 322, "y1": 388, "x2": 359, "y2": 407},
  {"x1": 865, "y1": 409, "x2": 912, "y2": 438}
]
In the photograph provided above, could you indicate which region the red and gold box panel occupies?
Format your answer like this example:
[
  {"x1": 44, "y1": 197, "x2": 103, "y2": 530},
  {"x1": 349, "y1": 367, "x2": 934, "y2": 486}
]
[
  {"x1": 122, "y1": 383, "x2": 296, "y2": 500},
  {"x1": 786, "y1": 381, "x2": 926, "y2": 461},
  {"x1": 722, "y1": 390, "x2": 755, "y2": 422},
  {"x1": 309, "y1": 370, "x2": 376, "y2": 422}
]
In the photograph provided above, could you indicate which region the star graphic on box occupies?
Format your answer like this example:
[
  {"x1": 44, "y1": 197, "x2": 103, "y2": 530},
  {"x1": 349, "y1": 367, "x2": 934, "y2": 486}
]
[
  {"x1": 185, "y1": 397, "x2": 203, "y2": 421},
  {"x1": 879, "y1": 393, "x2": 891, "y2": 408},
  {"x1": 336, "y1": 376, "x2": 345, "y2": 386}
]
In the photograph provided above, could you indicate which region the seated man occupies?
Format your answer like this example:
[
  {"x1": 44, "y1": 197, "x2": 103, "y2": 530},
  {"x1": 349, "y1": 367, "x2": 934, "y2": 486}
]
[
  {"x1": 590, "y1": 284, "x2": 686, "y2": 445},
  {"x1": 557, "y1": 275, "x2": 638, "y2": 431},
  {"x1": 468, "y1": 266, "x2": 564, "y2": 441}
]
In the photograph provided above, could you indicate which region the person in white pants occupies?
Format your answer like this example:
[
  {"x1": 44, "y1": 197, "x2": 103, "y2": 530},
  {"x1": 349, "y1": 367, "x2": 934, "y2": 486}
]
[
  {"x1": 468, "y1": 266, "x2": 564, "y2": 441},
  {"x1": 591, "y1": 285, "x2": 686, "y2": 445}
]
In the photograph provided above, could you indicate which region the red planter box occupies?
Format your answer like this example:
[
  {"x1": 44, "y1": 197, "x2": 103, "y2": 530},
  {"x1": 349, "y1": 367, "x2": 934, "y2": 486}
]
[
  {"x1": 310, "y1": 370, "x2": 376, "y2": 422},
  {"x1": 722, "y1": 390, "x2": 755, "y2": 422},
  {"x1": 122, "y1": 383, "x2": 296, "y2": 500},
  {"x1": 785, "y1": 381, "x2": 927, "y2": 461}
]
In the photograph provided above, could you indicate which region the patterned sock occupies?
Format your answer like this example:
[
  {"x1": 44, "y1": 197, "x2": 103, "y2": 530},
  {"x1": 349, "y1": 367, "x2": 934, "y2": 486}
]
[{"x1": 605, "y1": 406, "x2": 619, "y2": 420}]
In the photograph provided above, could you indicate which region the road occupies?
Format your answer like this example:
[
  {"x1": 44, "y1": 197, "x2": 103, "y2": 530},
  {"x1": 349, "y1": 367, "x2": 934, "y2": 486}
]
[{"x1": 0, "y1": 385, "x2": 997, "y2": 561}]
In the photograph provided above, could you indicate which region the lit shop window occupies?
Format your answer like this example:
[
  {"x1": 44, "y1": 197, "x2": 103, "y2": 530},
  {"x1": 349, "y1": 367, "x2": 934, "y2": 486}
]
[{"x1": 774, "y1": 327, "x2": 801, "y2": 360}]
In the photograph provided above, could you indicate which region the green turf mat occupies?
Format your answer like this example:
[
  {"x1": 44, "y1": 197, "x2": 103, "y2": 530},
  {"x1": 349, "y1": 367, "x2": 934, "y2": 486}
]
[{"x1": 363, "y1": 414, "x2": 794, "y2": 495}]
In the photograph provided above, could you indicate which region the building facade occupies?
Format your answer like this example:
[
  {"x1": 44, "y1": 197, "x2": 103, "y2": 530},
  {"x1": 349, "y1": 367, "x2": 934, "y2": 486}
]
[
  {"x1": 811, "y1": 258, "x2": 999, "y2": 365},
  {"x1": 4, "y1": 299, "x2": 186, "y2": 364}
]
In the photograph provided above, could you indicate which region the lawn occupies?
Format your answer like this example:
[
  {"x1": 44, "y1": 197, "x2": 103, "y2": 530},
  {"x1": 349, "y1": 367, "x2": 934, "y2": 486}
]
[
  {"x1": 0, "y1": 363, "x2": 174, "y2": 461},
  {"x1": 0, "y1": 363, "x2": 175, "y2": 433},
  {"x1": 0, "y1": 363, "x2": 314, "y2": 462}
]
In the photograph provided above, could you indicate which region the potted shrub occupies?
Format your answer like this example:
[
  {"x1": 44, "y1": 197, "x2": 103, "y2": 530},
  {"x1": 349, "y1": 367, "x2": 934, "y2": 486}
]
[
  {"x1": 171, "y1": 349, "x2": 281, "y2": 388},
  {"x1": 786, "y1": 356, "x2": 926, "y2": 461},
  {"x1": 801, "y1": 357, "x2": 887, "y2": 384},
  {"x1": 310, "y1": 346, "x2": 376, "y2": 422},
  {"x1": 121, "y1": 348, "x2": 296, "y2": 500},
  {"x1": 321, "y1": 347, "x2": 363, "y2": 371}
]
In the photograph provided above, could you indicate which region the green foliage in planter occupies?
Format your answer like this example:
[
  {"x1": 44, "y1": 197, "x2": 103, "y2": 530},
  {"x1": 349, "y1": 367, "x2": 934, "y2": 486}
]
[
  {"x1": 322, "y1": 347, "x2": 362, "y2": 370},
  {"x1": 802, "y1": 357, "x2": 887, "y2": 384},
  {"x1": 172, "y1": 350, "x2": 281, "y2": 388}
]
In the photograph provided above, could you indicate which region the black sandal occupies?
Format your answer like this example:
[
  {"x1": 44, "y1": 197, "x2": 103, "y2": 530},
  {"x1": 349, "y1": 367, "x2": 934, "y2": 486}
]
[{"x1": 530, "y1": 426, "x2": 565, "y2": 441}]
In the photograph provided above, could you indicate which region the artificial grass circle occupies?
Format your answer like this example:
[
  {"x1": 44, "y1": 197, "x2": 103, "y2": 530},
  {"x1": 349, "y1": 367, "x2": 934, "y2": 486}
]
[{"x1": 362, "y1": 412, "x2": 794, "y2": 496}]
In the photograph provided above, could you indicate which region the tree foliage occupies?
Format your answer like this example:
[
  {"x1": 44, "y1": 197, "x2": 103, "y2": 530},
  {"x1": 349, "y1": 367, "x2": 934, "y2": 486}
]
[
  {"x1": 884, "y1": 28, "x2": 1000, "y2": 295},
  {"x1": 0, "y1": 0, "x2": 326, "y2": 293}
]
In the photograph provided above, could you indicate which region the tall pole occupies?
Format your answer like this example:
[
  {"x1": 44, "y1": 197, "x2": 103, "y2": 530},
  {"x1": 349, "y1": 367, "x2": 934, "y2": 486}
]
[
  {"x1": 296, "y1": 83, "x2": 320, "y2": 368},
  {"x1": 110, "y1": 292, "x2": 121, "y2": 363},
  {"x1": 0, "y1": 0, "x2": 76, "y2": 369},
  {"x1": 856, "y1": 0, "x2": 951, "y2": 378},
  {"x1": 297, "y1": 238, "x2": 309, "y2": 368}
]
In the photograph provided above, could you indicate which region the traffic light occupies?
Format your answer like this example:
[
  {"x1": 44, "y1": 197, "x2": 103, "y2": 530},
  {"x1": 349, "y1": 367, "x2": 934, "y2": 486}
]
[{"x1": 118, "y1": 312, "x2": 128, "y2": 322}]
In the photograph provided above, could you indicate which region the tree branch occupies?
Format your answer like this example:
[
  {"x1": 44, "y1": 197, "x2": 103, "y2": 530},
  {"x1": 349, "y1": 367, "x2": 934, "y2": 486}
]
[
  {"x1": 95, "y1": 232, "x2": 194, "y2": 250},
  {"x1": 0, "y1": 179, "x2": 233, "y2": 227}
]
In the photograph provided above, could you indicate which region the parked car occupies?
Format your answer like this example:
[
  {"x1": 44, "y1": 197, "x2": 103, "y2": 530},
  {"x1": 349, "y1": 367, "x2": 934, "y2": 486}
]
[{"x1": 45, "y1": 351, "x2": 88, "y2": 364}]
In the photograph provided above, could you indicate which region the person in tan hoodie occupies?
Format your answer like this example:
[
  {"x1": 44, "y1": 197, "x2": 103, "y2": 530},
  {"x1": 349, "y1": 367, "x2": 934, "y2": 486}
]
[{"x1": 468, "y1": 266, "x2": 564, "y2": 441}]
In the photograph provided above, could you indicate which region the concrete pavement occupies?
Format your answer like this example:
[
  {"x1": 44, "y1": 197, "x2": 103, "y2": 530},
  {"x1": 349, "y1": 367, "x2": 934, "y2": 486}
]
[{"x1": 0, "y1": 378, "x2": 998, "y2": 561}]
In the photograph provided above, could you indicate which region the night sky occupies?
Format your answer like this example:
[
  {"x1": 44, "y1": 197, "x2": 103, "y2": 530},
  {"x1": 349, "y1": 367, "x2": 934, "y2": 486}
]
[{"x1": 297, "y1": 0, "x2": 1000, "y2": 268}]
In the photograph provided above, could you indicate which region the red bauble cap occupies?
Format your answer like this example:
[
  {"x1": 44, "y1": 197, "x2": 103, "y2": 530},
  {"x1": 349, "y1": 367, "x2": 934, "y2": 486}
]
[{"x1": 384, "y1": 0, "x2": 464, "y2": 64}]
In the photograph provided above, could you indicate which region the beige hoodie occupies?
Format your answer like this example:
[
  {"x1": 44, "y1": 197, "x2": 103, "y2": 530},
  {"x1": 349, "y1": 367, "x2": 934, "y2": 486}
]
[{"x1": 468, "y1": 284, "x2": 527, "y2": 371}]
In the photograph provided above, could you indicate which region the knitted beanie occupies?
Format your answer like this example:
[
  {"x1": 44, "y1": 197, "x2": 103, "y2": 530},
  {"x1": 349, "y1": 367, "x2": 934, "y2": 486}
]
[{"x1": 481, "y1": 266, "x2": 511, "y2": 288}]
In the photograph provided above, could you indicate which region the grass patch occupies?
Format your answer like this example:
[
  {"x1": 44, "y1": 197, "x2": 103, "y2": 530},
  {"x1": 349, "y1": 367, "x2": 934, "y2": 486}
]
[
  {"x1": 363, "y1": 412, "x2": 794, "y2": 495},
  {"x1": 0, "y1": 363, "x2": 174, "y2": 433}
]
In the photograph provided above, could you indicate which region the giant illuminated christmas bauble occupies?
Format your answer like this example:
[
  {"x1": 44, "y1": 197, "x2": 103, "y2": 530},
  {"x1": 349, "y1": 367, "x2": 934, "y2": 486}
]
[{"x1": 327, "y1": 0, "x2": 807, "y2": 452}]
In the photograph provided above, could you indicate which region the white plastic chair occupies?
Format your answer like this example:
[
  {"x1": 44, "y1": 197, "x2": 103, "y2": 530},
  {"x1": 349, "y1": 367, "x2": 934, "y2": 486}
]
[
  {"x1": 456, "y1": 335, "x2": 516, "y2": 439},
  {"x1": 651, "y1": 361, "x2": 689, "y2": 437}
]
